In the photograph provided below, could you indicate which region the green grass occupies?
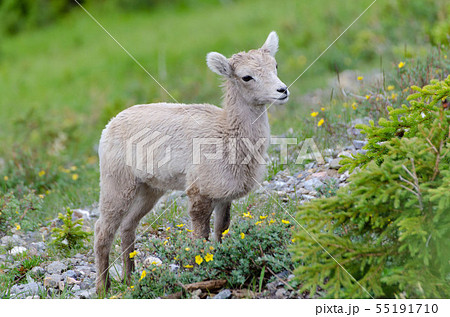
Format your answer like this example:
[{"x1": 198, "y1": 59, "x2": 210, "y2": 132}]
[{"x1": 1, "y1": 0, "x2": 443, "y2": 154}]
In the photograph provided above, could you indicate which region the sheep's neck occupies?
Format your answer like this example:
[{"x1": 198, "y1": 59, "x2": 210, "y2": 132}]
[{"x1": 222, "y1": 86, "x2": 270, "y2": 141}]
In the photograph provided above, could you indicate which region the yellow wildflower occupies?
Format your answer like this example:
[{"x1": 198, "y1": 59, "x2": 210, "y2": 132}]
[
  {"x1": 163, "y1": 240, "x2": 168, "y2": 245},
  {"x1": 387, "y1": 85, "x2": 395, "y2": 91},
  {"x1": 3, "y1": 176, "x2": 8, "y2": 181},
  {"x1": 185, "y1": 247, "x2": 190, "y2": 251},
  {"x1": 351, "y1": 102, "x2": 357, "y2": 110},
  {"x1": 39, "y1": 194, "x2": 45, "y2": 199},
  {"x1": 259, "y1": 215, "x2": 267, "y2": 220},
  {"x1": 38, "y1": 170, "x2": 46, "y2": 177},
  {"x1": 184, "y1": 264, "x2": 193, "y2": 268},
  {"x1": 291, "y1": 238, "x2": 296, "y2": 243},
  {"x1": 15, "y1": 223, "x2": 21, "y2": 230},
  {"x1": 310, "y1": 111, "x2": 319, "y2": 117},
  {"x1": 321, "y1": 107, "x2": 325, "y2": 111},
  {"x1": 281, "y1": 219, "x2": 290, "y2": 224},
  {"x1": 72, "y1": 174, "x2": 79, "y2": 181},
  {"x1": 269, "y1": 219, "x2": 275, "y2": 224},
  {"x1": 130, "y1": 286, "x2": 134, "y2": 289},
  {"x1": 240, "y1": 232, "x2": 245, "y2": 239},
  {"x1": 209, "y1": 246, "x2": 215, "y2": 251},
  {"x1": 166, "y1": 227, "x2": 171, "y2": 231},
  {"x1": 222, "y1": 229, "x2": 229, "y2": 236},
  {"x1": 195, "y1": 255, "x2": 203, "y2": 265},
  {"x1": 204, "y1": 253, "x2": 214, "y2": 262},
  {"x1": 186, "y1": 228, "x2": 193, "y2": 233},
  {"x1": 139, "y1": 270, "x2": 146, "y2": 281},
  {"x1": 365, "y1": 95, "x2": 371, "y2": 100},
  {"x1": 242, "y1": 212, "x2": 253, "y2": 219},
  {"x1": 176, "y1": 224, "x2": 185, "y2": 228},
  {"x1": 70, "y1": 166, "x2": 77, "y2": 171},
  {"x1": 398, "y1": 61, "x2": 405, "y2": 68},
  {"x1": 255, "y1": 221, "x2": 263, "y2": 226},
  {"x1": 317, "y1": 118, "x2": 324, "y2": 127},
  {"x1": 357, "y1": 76, "x2": 363, "y2": 81},
  {"x1": 391, "y1": 93, "x2": 398, "y2": 100},
  {"x1": 129, "y1": 251, "x2": 137, "y2": 259}
]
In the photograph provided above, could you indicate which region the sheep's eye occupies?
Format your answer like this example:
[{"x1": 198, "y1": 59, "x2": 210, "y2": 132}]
[
  {"x1": 242, "y1": 75, "x2": 253, "y2": 82},
  {"x1": 276, "y1": 63, "x2": 278, "y2": 70}
]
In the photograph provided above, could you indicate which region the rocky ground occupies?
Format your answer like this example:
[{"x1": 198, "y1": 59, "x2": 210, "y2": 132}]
[{"x1": 1, "y1": 124, "x2": 368, "y2": 299}]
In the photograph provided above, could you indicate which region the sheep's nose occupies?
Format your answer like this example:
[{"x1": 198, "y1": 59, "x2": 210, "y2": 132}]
[{"x1": 277, "y1": 86, "x2": 288, "y2": 94}]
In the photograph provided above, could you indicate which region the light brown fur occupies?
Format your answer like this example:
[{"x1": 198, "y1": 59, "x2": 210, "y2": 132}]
[{"x1": 95, "y1": 32, "x2": 289, "y2": 294}]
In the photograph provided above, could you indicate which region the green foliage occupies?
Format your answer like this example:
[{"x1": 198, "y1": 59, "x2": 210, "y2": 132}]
[
  {"x1": 341, "y1": 75, "x2": 450, "y2": 172},
  {"x1": 0, "y1": 252, "x2": 46, "y2": 298},
  {"x1": 129, "y1": 211, "x2": 296, "y2": 298},
  {"x1": 292, "y1": 80, "x2": 450, "y2": 298},
  {"x1": 0, "y1": 0, "x2": 76, "y2": 36},
  {"x1": 0, "y1": 190, "x2": 44, "y2": 235},
  {"x1": 49, "y1": 208, "x2": 92, "y2": 252}
]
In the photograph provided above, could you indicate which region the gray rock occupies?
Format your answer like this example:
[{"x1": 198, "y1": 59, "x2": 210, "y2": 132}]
[
  {"x1": 330, "y1": 158, "x2": 342, "y2": 169},
  {"x1": 80, "y1": 278, "x2": 95, "y2": 290},
  {"x1": 302, "y1": 178, "x2": 324, "y2": 191},
  {"x1": 144, "y1": 256, "x2": 162, "y2": 267},
  {"x1": 71, "y1": 284, "x2": 81, "y2": 292},
  {"x1": 31, "y1": 266, "x2": 45, "y2": 275},
  {"x1": 10, "y1": 282, "x2": 43, "y2": 298},
  {"x1": 25, "y1": 295, "x2": 40, "y2": 299},
  {"x1": 29, "y1": 242, "x2": 46, "y2": 253},
  {"x1": 75, "y1": 288, "x2": 96, "y2": 299},
  {"x1": 275, "y1": 288, "x2": 287, "y2": 298},
  {"x1": 44, "y1": 274, "x2": 62, "y2": 288},
  {"x1": 62, "y1": 269, "x2": 78, "y2": 279},
  {"x1": 214, "y1": 289, "x2": 232, "y2": 299},
  {"x1": 191, "y1": 289, "x2": 202, "y2": 299},
  {"x1": 47, "y1": 261, "x2": 67, "y2": 274},
  {"x1": 72, "y1": 209, "x2": 90, "y2": 220},
  {"x1": 353, "y1": 140, "x2": 367, "y2": 150},
  {"x1": 75, "y1": 265, "x2": 95, "y2": 276}
]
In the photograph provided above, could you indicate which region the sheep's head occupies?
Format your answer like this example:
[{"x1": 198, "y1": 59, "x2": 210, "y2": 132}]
[{"x1": 206, "y1": 31, "x2": 289, "y2": 106}]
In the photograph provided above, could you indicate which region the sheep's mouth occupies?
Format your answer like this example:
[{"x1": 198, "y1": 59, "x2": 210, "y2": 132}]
[{"x1": 275, "y1": 95, "x2": 289, "y2": 101}]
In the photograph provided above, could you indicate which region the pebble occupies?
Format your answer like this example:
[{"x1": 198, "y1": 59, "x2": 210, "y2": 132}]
[
  {"x1": 213, "y1": 289, "x2": 232, "y2": 299},
  {"x1": 302, "y1": 178, "x2": 324, "y2": 191},
  {"x1": 47, "y1": 261, "x2": 67, "y2": 274},
  {"x1": 144, "y1": 256, "x2": 162, "y2": 267},
  {"x1": 10, "y1": 282, "x2": 43, "y2": 298},
  {"x1": 43, "y1": 274, "x2": 62, "y2": 288}
]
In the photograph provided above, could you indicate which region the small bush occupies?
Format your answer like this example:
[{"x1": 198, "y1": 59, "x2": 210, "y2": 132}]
[
  {"x1": 49, "y1": 208, "x2": 92, "y2": 252},
  {"x1": 292, "y1": 78, "x2": 450, "y2": 298},
  {"x1": 130, "y1": 210, "x2": 297, "y2": 298},
  {"x1": 0, "y1": 190, "x2": 44, "y2": 235}
]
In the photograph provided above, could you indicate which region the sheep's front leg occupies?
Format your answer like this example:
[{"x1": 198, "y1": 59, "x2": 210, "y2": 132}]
[
  {"x1": 214, "y1": 201, "x2": 231, "y2": 242},
  {"x1": 187, "y1": 190, "x2": 214, "y2": 239}
]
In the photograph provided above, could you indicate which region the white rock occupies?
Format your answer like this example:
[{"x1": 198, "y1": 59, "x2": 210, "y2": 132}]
[
  {"x1": 144, "y1": 256, "x2": 162, "y2": 267},
  {"x1": 9, "y1": 246, "x2": 27, "y2": 255}
]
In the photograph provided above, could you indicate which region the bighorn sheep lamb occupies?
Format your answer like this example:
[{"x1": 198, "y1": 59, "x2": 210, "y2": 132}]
[{"x1": 95, "y1": 31, "x2": 289, "y2": 293}]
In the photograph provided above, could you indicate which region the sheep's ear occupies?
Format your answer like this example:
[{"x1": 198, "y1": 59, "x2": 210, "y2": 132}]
[
  {"x1": 206, "y1": 52, "x2": 232, "y2": 77},
  {"x1": 261, "y1": 31, "x2": 278, "y2": 57}
]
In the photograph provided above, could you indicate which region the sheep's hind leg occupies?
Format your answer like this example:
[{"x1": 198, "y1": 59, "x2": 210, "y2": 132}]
[
  {"x1": 214, "y1": 201, "x2": 232, "y2": 242},
  {"x1": 95, "y1": 180, "x2": 136, "y2": 295},
  {"x1": 119, "y1": 184, "x2": 164, "y2": 284}
]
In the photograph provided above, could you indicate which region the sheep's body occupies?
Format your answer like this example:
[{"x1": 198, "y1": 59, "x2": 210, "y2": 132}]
[{"x1": 95, "y1": 32, "x2": 289, "y2": 294}]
